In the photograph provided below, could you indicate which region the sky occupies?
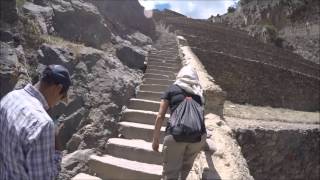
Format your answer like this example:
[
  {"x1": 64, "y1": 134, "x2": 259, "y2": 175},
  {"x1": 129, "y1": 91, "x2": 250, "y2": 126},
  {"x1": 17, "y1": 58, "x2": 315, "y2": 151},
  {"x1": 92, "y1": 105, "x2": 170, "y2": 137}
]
[{"x1": 138, "y1": 0, "x2": 239, "y2": 19}]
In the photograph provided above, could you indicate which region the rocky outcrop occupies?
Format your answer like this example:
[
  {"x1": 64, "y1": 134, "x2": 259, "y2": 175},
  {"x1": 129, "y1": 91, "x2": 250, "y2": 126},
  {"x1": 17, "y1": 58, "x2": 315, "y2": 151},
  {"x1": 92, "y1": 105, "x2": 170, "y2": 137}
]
[
  {"x1": 38, "y1": 42, "x2": 143, "y2": 152},
  {"x1": 0, "y1": 42, "x2": 29, "y2": 98},
  {"x1": 90, "y1": 0, "x2": 156, "y2": 40},
  {"x1": 22, "y1": 2, "x2": 54, "y2": 34},
  {"x1": 116, "y1": 45, "x2": 147, "y2": 70},
  {"x1": 0, "y1": 43, "x2": 20, "y2": 98},
  {"x1": 51, "y1": 0, "x2": 111, "y2": 48},
  {"x1": 217, "y1": 0, "x2": 320, "y2": 64}
]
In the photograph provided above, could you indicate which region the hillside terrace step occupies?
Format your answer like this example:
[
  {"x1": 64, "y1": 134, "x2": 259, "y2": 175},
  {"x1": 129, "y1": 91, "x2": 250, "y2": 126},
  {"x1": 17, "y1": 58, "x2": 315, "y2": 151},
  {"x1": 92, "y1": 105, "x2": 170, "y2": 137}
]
[
  {"x1": 144, "y1": 78, "x2": 175, "y2": 86},
  {"x1": 147, "y1": 65, "x2": 180, "y2": 71},
  {"x1": 71, "y1": 173, "x2": 102, "y2": 180},
  {"x1": 106, "y1": 138, "x2": 163, "y2": 165},
  {"x1": 136, "y1": 90, "x2": 163, "y2": 101},
  {"x1": 121, "y1": 109, "x2": 169, "y2": 126},
  {"x1": 139, "y1": 84, "x2": 170, "y2": 92},
  {"x1": 118, "y1": 121, "x2": 166, "y2": 142},
  {"x1": 144, "y1": 73, "x2": 175, "y2": 80},
  {"x1": 88, "y1": 155, "x2": 162, "y2": 180}
]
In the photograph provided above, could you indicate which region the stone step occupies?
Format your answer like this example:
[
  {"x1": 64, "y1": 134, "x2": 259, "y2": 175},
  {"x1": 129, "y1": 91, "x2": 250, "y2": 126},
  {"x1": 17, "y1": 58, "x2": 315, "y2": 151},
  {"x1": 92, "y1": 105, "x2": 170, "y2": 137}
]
[
  {"x1": 106, "y1": 138, "x2": 163, "y2": 165},
  {"x1": 148, "y1": 57, "x2": 179, "y2": 64},
  {"x1": 128, "y1": 98, "x2": 161, "y2": 112},
  {"x1": 88, "y1": 155, "x2": 162, "y2": 180},
  {"x1": 136, "y1": 90, "x2": 163, "y2": 101},
  {"x1": 144, "y1": 78, "x2": 175, "y2": 86},
  {"x1": 144, "y1": 73, "x2": 175, "y2": 80},
  {"x1": 149, "y1": 53, "x2": 178, "y2": 57},
  {"x1": 118, "y1": 121, "x2": 166, "y2": 142},
  {"x1": 140, "y1": 84, "x2": 169, "y2": 92},
  {"x1": 146, "y1": 68, "x2": 177, "y2": 76},
  {"x1": 147, "y1": 65, "x2": 180, "y2": 72},
  {"x1": 148, "y1": 55, "x2": 178, "y2": 60},
  {"x1": 121, "y1": 109, "x2": 169, "y2": 126},
  {"x1": 147, "y1": 61, "x2": 181, "y2": 68},
  {"x1": 71, "y1": 173, "x2": 102, "y2": 180}
]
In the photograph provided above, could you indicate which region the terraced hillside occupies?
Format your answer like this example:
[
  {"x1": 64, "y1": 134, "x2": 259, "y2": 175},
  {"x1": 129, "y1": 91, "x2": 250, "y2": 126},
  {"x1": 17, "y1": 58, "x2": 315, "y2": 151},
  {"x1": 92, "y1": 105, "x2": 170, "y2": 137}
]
[{"x1": 154, "y1": 13, "x2": 320, "y2": 112}]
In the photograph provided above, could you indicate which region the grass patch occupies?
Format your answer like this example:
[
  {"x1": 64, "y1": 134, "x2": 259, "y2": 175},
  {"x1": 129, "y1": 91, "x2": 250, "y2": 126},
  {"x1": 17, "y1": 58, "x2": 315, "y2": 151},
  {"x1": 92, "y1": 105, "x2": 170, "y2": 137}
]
[
  {"x1": 41, "y1": 35, "x2": 87, "y2": 58},
  {"x1": 16, "y1": 0, "x2": 26, "y2": 9}
]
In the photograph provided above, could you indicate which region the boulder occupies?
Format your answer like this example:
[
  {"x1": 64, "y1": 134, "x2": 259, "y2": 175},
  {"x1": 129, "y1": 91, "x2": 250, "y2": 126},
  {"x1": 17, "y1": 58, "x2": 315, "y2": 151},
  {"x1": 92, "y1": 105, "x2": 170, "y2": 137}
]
[
  {"x1": 61, "y1": 149, "x2": 95, "y2": 171},
  {"x1": 0, "y1": 43, "x2": 19, "y2": 98},
  {"x1": 127, "y1": 31, "x2": 153, "y2": 46},
  {"x1": 58, "y1": 108, "x2": 88, "y2": 149},
  {"x1": 0, "y1": 0, "x2": 18, "y2": 24},
  {"x1": 89, "y1": 0, "x2": 156, "y2": 39},
  {"x1": 22, "y1": 2, "x2": 54, "y2": 34},
  {"x1": 38, "y1": 43, "x2": 76, "y2": 73},
  {"x1": 116, "y1": 45, "x2": 147, "y2": 70},
  {"x1": 52, "y1": 0, "x2": 111, "y2": 48}
]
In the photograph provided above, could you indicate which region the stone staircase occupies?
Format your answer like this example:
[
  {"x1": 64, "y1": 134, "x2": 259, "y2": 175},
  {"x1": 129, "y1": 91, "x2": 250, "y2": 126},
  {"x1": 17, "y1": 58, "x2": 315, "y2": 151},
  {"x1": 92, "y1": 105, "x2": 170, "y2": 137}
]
[{"x1": 81, "y1": 33, "x2": 181, "y2": 180}]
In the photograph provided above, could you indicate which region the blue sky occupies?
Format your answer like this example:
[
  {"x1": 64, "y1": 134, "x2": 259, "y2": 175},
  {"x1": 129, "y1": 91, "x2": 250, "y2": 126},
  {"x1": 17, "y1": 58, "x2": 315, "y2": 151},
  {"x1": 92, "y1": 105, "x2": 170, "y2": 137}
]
[{"x1": 139, "y1": 0, "x2": 239, "y2": 19}]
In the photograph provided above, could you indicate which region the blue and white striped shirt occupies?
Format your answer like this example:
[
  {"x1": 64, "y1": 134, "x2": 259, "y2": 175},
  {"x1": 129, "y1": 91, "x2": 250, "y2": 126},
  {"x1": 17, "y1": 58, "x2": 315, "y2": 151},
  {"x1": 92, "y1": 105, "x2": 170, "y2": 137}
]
[{"x1": 0, "y1": 84, "x2": 62, "y2": 180}]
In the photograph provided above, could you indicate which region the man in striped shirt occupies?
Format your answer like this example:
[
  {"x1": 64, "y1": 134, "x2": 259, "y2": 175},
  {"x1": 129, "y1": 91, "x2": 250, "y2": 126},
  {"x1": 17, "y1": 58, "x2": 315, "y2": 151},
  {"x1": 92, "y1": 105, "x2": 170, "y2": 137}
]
[{"x1": 0, "y1": 65, "x2": 71, "y2": 180}]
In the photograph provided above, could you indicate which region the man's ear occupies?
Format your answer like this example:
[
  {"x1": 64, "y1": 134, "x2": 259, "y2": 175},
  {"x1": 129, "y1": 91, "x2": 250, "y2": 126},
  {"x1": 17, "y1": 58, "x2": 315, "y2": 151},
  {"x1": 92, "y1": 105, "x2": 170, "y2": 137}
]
[{"x1": 57, "y1": 84, "x2": 64, "y2": 93}]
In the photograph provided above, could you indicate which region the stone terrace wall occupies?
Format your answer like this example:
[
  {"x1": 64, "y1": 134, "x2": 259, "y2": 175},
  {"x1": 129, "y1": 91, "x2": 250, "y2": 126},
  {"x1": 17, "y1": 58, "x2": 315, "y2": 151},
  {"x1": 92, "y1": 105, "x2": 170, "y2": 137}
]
[
  {"x1": 154, "y1": 14, "x2": 320, "y2": 111},
  {"x1": 232, "y1": 126, "x2": 320, "y2": 180}
]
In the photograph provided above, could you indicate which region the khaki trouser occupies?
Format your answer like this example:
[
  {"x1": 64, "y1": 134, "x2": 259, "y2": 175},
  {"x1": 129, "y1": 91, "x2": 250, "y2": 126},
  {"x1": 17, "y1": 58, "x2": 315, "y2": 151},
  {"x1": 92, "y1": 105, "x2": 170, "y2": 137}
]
[{"x1": 162, "y1": 134, "x2": 206, "y2": 180}]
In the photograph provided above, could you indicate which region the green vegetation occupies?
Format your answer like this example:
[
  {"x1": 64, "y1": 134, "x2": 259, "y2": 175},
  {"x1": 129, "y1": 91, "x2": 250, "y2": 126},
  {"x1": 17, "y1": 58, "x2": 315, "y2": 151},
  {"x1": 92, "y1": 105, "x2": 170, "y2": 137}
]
[
  {"x1": 16, "y1": 0, "x2": 26, "y2": 9},
  {"x1": 227, "y1": 6, "x2": 236, "y2": 13},
  {"x1": 20, "y1": 15, "x2": 44, "y2": 48}
]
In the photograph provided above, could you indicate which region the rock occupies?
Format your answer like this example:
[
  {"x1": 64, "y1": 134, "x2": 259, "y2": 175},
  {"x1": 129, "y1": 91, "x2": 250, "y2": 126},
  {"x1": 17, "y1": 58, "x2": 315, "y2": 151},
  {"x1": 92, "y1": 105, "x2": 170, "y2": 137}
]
[
  {"x1": 0, "y1": 0, "x2": 18, "y2": 24},
  {"x1": 58, "y1": 108, "x2": 88, "y2": 149},
  {"x1": 22, "y1": 2, "x2": 54, "y2": 34},
  {"x1": 116, "y1": 45, "x2": 147, "y2": 70},
  {"x1": 33, "y1": 0, "x2": 50, "y2": 6},
  {"x1": 61, "y1": 149, "x2": 95, "y2": 171},
  {"x1": 90, "y1": 0, "x2": 156, "y2": 39},
  {"x1": 52, "y1": 0, "x2": 111, "y2": 48},
  {"x1": 127, "y1": 31, "x2": 152, "y2": 46},
  {"x1": 38, "y1": 43, "x2": 76, "y2": 73},
  {"x1": 0, "y1": 30, "x2": 14, "y2": 42},
  {"x1": 67, "y1": 134, "x2": 83, "y2": 153},
  {"x1": 0, "y1": 43, "x2": 19, "y2": 98}
]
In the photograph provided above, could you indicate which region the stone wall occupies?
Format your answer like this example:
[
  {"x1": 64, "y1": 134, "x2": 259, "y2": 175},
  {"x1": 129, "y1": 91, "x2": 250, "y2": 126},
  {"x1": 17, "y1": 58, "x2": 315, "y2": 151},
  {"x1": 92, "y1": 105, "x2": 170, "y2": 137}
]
[
  {"x1": 193, "y1": 48, "x2": 320, "y2": 111},
  {"x1": 233, "y1": 127, "x2": 320, "y2": 180}
]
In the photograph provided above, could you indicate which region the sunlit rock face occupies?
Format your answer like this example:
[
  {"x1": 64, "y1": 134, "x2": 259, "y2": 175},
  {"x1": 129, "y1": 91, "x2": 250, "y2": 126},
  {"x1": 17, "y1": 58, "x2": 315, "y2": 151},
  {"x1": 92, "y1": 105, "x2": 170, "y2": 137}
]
[{"x1": 89, "y1": 0, "x2": 156, "y2": 40}]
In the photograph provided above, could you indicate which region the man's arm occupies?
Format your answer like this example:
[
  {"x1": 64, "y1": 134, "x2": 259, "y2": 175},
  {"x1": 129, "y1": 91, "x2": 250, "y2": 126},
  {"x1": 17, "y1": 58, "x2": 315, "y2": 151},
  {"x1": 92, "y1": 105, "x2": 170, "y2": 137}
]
[
  {"x1": 26, "y1": 121, "x2": 62, "y2": 179},
  {"x1": 152, "y1": 99, "x2": 169, "y2": 152}
]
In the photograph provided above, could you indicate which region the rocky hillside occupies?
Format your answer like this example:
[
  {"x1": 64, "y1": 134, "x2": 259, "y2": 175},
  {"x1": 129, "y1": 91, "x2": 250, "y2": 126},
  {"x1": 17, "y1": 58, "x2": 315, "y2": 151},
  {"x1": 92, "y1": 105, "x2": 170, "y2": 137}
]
[
  {"x1": 154, "y1": 10, "x2": 319, "y2": 112},
  {"x1": 211, "y1": 0, "x2": 320, "y2": 64},
  {"x1": 0, "y1": 0, "x2": 156, "y2": 178}
]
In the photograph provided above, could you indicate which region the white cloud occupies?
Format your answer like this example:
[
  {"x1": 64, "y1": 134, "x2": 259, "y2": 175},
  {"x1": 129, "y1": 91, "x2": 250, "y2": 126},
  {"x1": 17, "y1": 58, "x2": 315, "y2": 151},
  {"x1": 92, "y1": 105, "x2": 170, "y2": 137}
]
[{"x1": 139, "y1": 0, "x2": 239, "y2": 19}]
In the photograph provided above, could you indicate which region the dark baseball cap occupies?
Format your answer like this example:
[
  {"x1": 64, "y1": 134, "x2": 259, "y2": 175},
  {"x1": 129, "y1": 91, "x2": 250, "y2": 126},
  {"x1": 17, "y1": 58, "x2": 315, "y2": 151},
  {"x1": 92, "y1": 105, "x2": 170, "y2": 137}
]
[{"x1": 44, "y1": 65, "x2": 71, "y2": 102}]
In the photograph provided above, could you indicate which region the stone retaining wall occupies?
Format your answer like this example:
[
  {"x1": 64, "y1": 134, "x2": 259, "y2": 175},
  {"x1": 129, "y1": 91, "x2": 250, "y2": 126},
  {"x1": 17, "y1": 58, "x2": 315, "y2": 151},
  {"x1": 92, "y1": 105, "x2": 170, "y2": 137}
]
[{"x1": 233, "y1": 127, "x2": 320, "y2": 180}]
